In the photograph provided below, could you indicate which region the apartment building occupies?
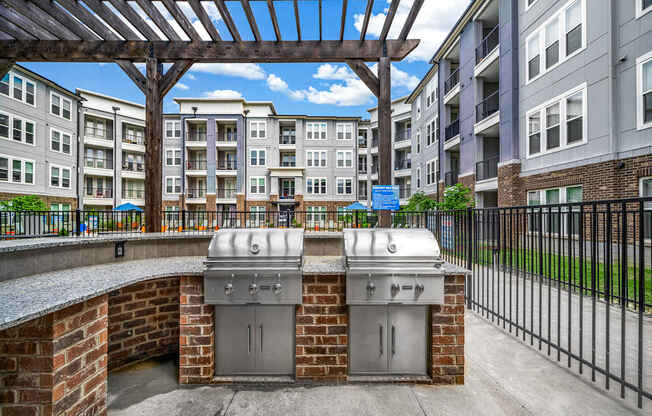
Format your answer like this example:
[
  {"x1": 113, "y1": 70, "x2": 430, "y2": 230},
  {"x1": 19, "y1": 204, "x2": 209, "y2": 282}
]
[
  {"x1": 362, "y1": 96, "x2": 413, "y2": 207},
  {"x1": 77, "y1": 89, "x2": 146, "y2": 210},
  {"x1": 0, "y1": 65, "x2": 81, "y2": 210}
]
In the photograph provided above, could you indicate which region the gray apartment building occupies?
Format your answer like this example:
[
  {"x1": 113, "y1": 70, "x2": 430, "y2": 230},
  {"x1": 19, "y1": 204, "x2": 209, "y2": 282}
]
[{"x1": 0, "y1": 65, "x2": 81, "y2": 210}]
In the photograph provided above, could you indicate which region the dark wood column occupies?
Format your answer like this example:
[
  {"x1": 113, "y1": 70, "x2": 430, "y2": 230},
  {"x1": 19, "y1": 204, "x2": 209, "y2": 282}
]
[
  {"x1": 145, "y1": 58, "x2": 163, "y2": 232},
  {"x1": 0, "y1": 59, "x2": 13, "y2": 79},
  {"x1": 377, "y1": 56, "x2": 391, "y2": 227}
]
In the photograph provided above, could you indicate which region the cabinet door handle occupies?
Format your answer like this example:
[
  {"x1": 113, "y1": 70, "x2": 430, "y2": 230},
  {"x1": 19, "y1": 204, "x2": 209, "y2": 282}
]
[
  {"x1": 379, "y1": 325, "x2": 383, "y2": 355},
  {"x1": 247, "y1": 325, "x2": 251, "y2": 354},
  {"x1": 260, "y1": 325, "x2": 263, "y2": 352},
  {"x1": 391, "y1": 325, "x2": 396, "y2": 355}
]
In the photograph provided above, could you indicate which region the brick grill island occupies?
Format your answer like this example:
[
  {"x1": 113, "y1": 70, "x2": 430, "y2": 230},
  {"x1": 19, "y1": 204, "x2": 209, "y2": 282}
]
[{"x1": 0, "y1": 232, "x2": 469, "y2": 415}]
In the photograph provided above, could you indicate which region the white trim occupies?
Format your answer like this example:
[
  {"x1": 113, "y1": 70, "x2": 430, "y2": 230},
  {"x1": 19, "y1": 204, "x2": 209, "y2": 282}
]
[
  {"x1": 636, "y1": 50, "x2": 652, "y2": 131},
  {"x1": 525, "y1": 83, "x2": 588, "y2": 158},
  {"x1": 249, "y1": 176, "x2": 266, "y2": 195},
  {"x1": 336, "y1": 177, "x2": 354, "y2": 195},
  {"x1": 1, "y1": 71, "x2": 37, "y2": 107},
  {"x1": 165, "y1": 148, "x2": 182, "y2": 166},
  {"x1": 249, "y1": 148, "x2": 267, "y2": 166},
  {"x1": 49, "y1": 91, "x2": 73, "y2": 120},
  {"x1": 0, "y1": 153, "x2": 35, "y2": 185},
  {"x1": 525, "y1": 0, "x2": 539, "y2": 12},
  {"x1": 426, "y1": 158, "x2": 437, "y2": 186},
  {"x1": 525, "y1": 0, "x2": 587, "y2": 85},
  {"x1": 0, "y1": 111, "x2": 36, "y2": 146},
  {"x1": 306, "y1": 177, "x2": 328, "y2": 195},
  {"x1": 305, "y1": 149, "x2": 328, "y2": 168},
  {"x1": 49, "y1": 164, "x2": 72, "y2": 189},
  {"x1": 416, "y1": 167, "x2": 421, "y2": 189},
  {"x1": 49, "y1": 127, "x2": 73, "y2": 155},
  {"x1": 165, "y1": 176, "x2": 181, "y2": 194},
  {"x1": 165, "y1": 120, "x2": 181, "y2": 139},
  {"x1": 636, "y1": 0, "x2": 652, "y2": 19},
  {"x1": 249, "y1": 120, "x2": 267, "y2": 139},
  {"x1": 336, "y1": 150, "x2": 353, "y2": 169},
  {"x1": 306, "y1": 122, "x2": 327, "y2": 140},
  {"x1": 336, "y1": 122, "x2": 353, "y2": 140}
]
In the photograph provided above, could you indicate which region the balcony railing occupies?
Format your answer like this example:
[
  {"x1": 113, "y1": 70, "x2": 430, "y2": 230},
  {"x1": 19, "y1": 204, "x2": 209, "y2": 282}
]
[
  {"x1": 280, "y1": 191, "x2": 296, "y2": 200},
  {"x1": 476, "y1": 156, "x2": 499, "y2": 181},
  {"x1": 217, "y1": 160, "x2": 237, "y2": 170},
  {"x1": 217, "y1": 132, "x2": 237, "y2": 143},
  {"x1": 398, "y1": 185, "x2": 411, "y2": 199},
  {"x1": 358, "y1": 137, "x2": 367, "y2": 148},
  {"x1": 476, "y1": 91, "x2": 499, "y2": 123},
  {"x1": 84, "y1": 126, "x2": 112, "y2": 140},
  {"x1": 371, "y1": 164, "x2": 378, "y2": 174},
  {"x1": 122, "y1": 189, "x2": 144, "y2": 199},
  {"x1": 280, "y1": 160, "x2": 296, "y2": 167},
  {"x1": 122, "y1": 161, "x2": 145, "y2": 172},
  {"x1": 445, "y1": 119, "x2": 460, "y2": 140},
  {"x1": 279, "y1": 135, "x2": 296, "y2": 145},
  {"x1": 186, "y1": 188, "x2": 207, "y2": 199},
  {"x1": 84, "y1": 187, "x2": 112, "y2": 198},
  {"x1": 358, "y1": 165, "x2": 368, "y2": 174},
  {"x1": 187, "y1": 160, "x2": 207, "y2": 170},
  {"x1": 394, "y1": 131, "x2": 411, "y2": 143},
  {"x1": 187, "y1": 131, "x2": 207, "y2": 142},
  {"x1": 394, "y1": 159, "x2": 412, "y2": 171},
  {"x1": 358, "y1": 192, "x2": 368, "y2": 200},
  {"x1": 371, "y1": 137, "x2": 379, "y2": 148},
  {"x1": 217, "y1": 187, "x2": 236, "y2": 199},
  {"x1": 84, "y1": 157, "x2": 112, "y2": 170},
  {"x1": 444, "y1": 68, "x2": 460, "y2": 95},
  {"x1": 444, "y1": 171, "x2": 459, "y2": 187},
  {"x1": 476, "y1": 26, "x2": 499, "y2": 64},
  {"x1": 122, "y1": 134, "x2": 145, "y2": 146}
]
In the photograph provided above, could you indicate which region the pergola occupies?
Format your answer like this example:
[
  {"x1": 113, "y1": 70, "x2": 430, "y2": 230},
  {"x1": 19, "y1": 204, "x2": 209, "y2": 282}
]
[{"x1": 0, "y1": 0, "x2": 423, "y2": 230}]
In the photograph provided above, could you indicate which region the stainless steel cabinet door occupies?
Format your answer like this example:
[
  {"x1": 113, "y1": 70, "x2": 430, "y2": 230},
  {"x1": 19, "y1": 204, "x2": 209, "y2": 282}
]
[
  {"x1": 349, "y1": 306, "x2": 388, "y2": 374},
  {"x1": 388, "y1": 305, "x2": 427, "y2": 375},
  {"x1": 214, "y1": 306, "x2": 255, "y2": 375},
  {"x1": 255, "y1": 305, "x2": 295, "y2": 375}
]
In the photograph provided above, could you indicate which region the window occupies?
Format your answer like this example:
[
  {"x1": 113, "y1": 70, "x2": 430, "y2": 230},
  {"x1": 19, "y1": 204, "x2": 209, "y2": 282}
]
[
  {"x1": 50, "y1": 165, "x2": 71, "y2": 189},
  {"x1": 526, "y1": 0, "x2": 585, "y2": 82},
  {"x1": 1, "y1": 112, "x2": 34, "y2": 145},
  {"x1": 249, "y1": 177, "x2": 266, "y2": 194},
  {"x1": 306, "y1": 150, "x2": 327, "y2": 167},
  {"x1": 637, "y1": 0, "x2": 652, "y2": 18},
  {"x1": 426, "y1": 159, "x2": 437, "y2": 185},
  {"x1": 0, "y1": 73, "x2": 8, "y2": 96},
  {"x1": 336, "y1": 150, "x2": 353, "y2": 168},
  {"x1": 50, "y1": 128, "x2": 72, "y2": 154},
  {"x1": 336, "y1": 123, "x2": 353, "y2": 140},
  {"x1": 250, "y1": 149, "x2": 266, "y2": 166},
  {"x1": 415, "y1": 96, "x2": 421, "y2": 120},
  {"x1": 50, "y1": 203, "x2": 71, "y2": 212},
  {"x1": 306, "y1": 178, "x2": 327, "y2": 195},
  {"x1": 306, "y1": 206, "x2": 327, "y2": 226},
  {"x1": 526, "y1": 84, "x2": 586, "y2": 157},
  {"x1": 165, "y1": 149, "x2": 181, "y2": 166},
  {"x1": 166, "y1": 177, "x2": 181, "y2": 194},
  {"x1": 250, "y1": 121, "x2": 267, "y2": 139},
  {"x1": 250, "y1": 206, "x2": 266, "y2": 224},
  {"x1": 50, "y1": 92, "x2": 72, "y2": 120},
  {"x1": 1, "y1": 72, "x2": 36, "y2": 106},
  {"x1": 425, "y1": 78, "x2": 437, "y2": 109},
  {"x1": 416, "y1": 130, "x2": 421, "y2": 153},
  {"x1": 640, "y1": 177, "x2": 652, "y2": 238},
  {"x1": 337, "y1": 178, "x2": 353, "y2": 195},
  {"x1": 416, "y1": 167, "x2": 421, "y2": 188},
  {"x1": 0, "y1": 155, "x2": 34, "y2": 184},
  {"x1": 165, "y1": 120, "x2": 181, "y2": 138},
  {"x1": 528, "y1": 185, "x2": 582, "y2": 235},
  {"x1": 426, "y1": 118, "x2": 437, "y2": 146},
  {"x1": 637, "y1": 51, "x2": 652, "y2": 130},
  {"x1": 306, "y1": 122, "x2": 327, "y2": 140},
  {"x1": 0, "y1": 157, "x2": 6, "y2": 182}
]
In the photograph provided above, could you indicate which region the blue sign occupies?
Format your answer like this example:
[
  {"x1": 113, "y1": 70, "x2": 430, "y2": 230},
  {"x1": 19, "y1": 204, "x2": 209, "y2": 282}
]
[
  {"x1": 441, "y1": 217, "x2": 455, "y2": 250},
  {"x1": 372, "y1": 185, "x2": 400, "y2": 211}
]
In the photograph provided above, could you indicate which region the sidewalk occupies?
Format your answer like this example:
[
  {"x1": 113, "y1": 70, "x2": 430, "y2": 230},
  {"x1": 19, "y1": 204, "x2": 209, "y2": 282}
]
[{"x1": 107, "y1": 311, "x2": 645, "y2": 416}]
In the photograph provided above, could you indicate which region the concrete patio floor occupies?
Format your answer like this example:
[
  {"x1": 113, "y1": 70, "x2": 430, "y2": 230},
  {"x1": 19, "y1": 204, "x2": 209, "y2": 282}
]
[{"x1": 107, "y1": 312, "x2": 647, "y2": 416}]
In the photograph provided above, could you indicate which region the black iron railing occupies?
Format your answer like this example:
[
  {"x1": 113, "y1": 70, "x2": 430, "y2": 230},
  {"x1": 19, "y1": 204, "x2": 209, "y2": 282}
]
[
  {"x1": 217, "y1": 187, "x2": 236, "y2": 199},
  {"x1": 217, "y1": 133, "x2": 237, "y2": 143},
  {"x1": 217, "y1": 160, "x2": 237, "y2": 170},
  {"x1": 358, "y1": 137, "x2": 367, "y2": 148},
  {"x1": 394, "y1": 130, "x2": 411, "y2": 143},
  {"x1": 85, "y1": 157, "x2": 113, "y2": 170},
  {"x1": 122, "y1": 189, "x2": 144, "y2": 199},
  {"x1": 445, "y1": 119, "x2": 460, "y2": 140},
  {"x1": 187, "y1": 159, "x2": 207, "y2": 170},
  {"x1": 371, "y1": 164, "x2": 379, "y2": 174},
  {"x1": 186, "y1": 188, "x2": 207, "y2": 199},
  {"x1": 279, "y1": 135, "x2": 296, "y2": 145},
  {"x1": 84, "y1": 126, "x2": 112, "y2": 140},
  {"x1": 187, "y1": 131, "x2": 207, "y2": 142},
  {"x1": 398, "y1": 185, "x2": 411, "y2": 199},
  {"x1": 476, "y1": 91, "x2": 500, "y2": 123},
  {"x1": 395, "y1": 159, "x2": 412, "y2": 171},
  {"x1": 476, "y1": 156, "x2": 499, "y2": 181},
  {"x1": 122, "y1": 134, "x2": 145, "y2": 146},
  {"x1": 122, "y1": 161, "x2": 145, "y2": 172},
  {"x1": 445, "y1": 170, "x2": 459, "y2": 187},
  {"x1": 444, "y1": 68, "x2": 460, "y2": 95},
  {"x1": 84, "y1": 187, "x2": 113, "y2": 198},
  {"x1": 476, "y1": 26, "x2": 499, "y2": 64}
]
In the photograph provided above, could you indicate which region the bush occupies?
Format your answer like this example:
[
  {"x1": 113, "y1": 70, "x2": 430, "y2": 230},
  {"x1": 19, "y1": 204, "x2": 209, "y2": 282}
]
[
  {"x1": 437, "y1": 183, "x2": 474, "y2": 211},
  {"x1": 402, "y1": 192, "x2": 438, "y2": 212},
  {"x1": 0, "y1": 195, "x2": 47, "y2": 211}
]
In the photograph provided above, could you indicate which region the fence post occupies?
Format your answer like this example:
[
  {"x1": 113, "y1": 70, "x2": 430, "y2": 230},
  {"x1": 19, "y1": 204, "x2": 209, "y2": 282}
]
[
  {"x1": 182, "y1": 209, "x2": 186, "y2": 231},
  {"x1": 75, "y1": 209, "x2": 81, "y2": 237},
  {"x1": 466, "y1": 207, "x2": 473, "y2": 309}
]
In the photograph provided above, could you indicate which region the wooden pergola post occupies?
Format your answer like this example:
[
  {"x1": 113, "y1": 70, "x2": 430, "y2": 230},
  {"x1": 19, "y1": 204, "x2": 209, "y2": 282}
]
[
  {"x1": 145, "y1": 58, "x2": 163, "y2": 232},
  {"x1": 377, "y1": 56, "x2": 392, "y2": 227}
]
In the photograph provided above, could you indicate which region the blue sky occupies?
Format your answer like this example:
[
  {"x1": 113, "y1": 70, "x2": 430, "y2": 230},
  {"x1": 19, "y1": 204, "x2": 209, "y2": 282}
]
[{"x1": 20, "y1": 1, "x2": 469, "y2": 118}]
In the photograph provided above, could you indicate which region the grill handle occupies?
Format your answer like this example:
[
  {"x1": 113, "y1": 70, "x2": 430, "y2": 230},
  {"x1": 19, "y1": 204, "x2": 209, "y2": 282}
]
[
  {"x1": 379, "y1": 325, "x2": 383, "y2": 355},
  {"x1": 247, "y1": 325, "x2": 251, "y2": 354},
  {"x1": 391, "y1": 326, "x2": 396, "y2": 355},
  {"x1": 260, "y1": 325, "x2": 263, "y2": 352}
]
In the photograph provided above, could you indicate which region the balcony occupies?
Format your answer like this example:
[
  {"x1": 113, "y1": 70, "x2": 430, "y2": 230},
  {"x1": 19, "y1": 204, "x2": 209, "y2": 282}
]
[
  {"x1": 84, "y1": 187, "x2": 112, "y2": 200},
  {"x1": 444, "y1": 68, "x2": 459, "y2": 95},
  {"x1": 122, "y1": 134, "x2": 145, "y2": 146},
  {"x1": 187, "y1": 160, "x2": 207, "y2": 171},
  {"x1": 476, "y1": 156, "x2": 499, "y2": 182},
  {"x1": 279, "y1": 135, "x2": 296, "y2": 145},
  {"x1": 122, "y1": 189, "x2": 144, "y2": 200},
  {"x1": 122, "y1": 161, "x2": 144, "y2": 172},
  {"x1": 358, "y1": 165, "x2": 368, "y2": 174},
  {"x1": 84, "y1": 157, "x2": 113, "y2": 176},
  {"x1": 358, "y1": 191, "x2": 368, "y2": 200},
  {"x1": 217, "y1": 187, "x2": 236, "y2": 200},
  {"x1": 280, "y1": 191, "x2": 296, "y2": 200},
  {"x1": 445, "y1": 119, "x2": 460, "y2": 141},
  {"x1": 393, "y1": 131, "x2": 411, "y2": 149},
  {"x1": 216, "y1": 160, "x2": 237, "y2": 176},
  {"x1": 444, "y1": 170, "x2": 459, "y2": 187},
  {"x1": 398, "y1": 185, "x2": 411, "y2": 200},
  {"x1": 394, "y1": 159, "x2": 412, "y2": 171},
  {"x1": 358, "y1": 137, "x2": 367, "y2": 148},
  {"x1": 280, "y1": 160, "x2": 296, "y2": 167},
  {"x1": 187, "y1": 131, "x2": 207, "y2": 146},
  {"x1": 186, "y1": 187, "x2": 206, "y2": 202},
  {"x1": 476, "y1": 26, "x2": 499, "y2": 65},
  {"x1": 84, "y1": 127, "x2": 113, "y2": 148},
  {"x1": 476, "y1": 91, "x2": 499, "y2": 123}
]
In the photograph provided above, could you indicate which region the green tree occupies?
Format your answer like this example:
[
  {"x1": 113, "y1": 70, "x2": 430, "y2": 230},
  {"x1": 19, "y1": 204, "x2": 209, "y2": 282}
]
[
  {"x1": 0, "y1": 195, "x2": 47, "y2": 211},
  {"x1": 437, "y1": 183, "x2": 474, "y2": 211},
  {"x1": 403, "y1": 191, "x2": 438, "y2": 211}
]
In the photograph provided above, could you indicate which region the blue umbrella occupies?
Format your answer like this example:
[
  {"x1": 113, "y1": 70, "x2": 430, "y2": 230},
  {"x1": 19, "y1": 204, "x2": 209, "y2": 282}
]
[
  {"x1": 114, "y1": 202, "x2": 143, "y2": 212},
  {"x1": 345, "y1": 202, "x2": 367, "y2": 211}
]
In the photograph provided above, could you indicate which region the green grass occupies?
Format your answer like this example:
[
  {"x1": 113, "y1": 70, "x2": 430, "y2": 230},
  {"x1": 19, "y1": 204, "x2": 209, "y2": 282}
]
[{"x1": 443, "y1": 245, "x2": 652, "y2": 307}]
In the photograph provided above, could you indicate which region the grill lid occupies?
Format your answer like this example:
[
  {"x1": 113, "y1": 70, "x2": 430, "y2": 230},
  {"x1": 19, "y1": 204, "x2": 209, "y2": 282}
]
[
  {"x1": 344, "y1": 229, "x2": 442, "y2": 271},
  {"x1": 205, "y1": 228, "x2": 303, "y2": 270}
]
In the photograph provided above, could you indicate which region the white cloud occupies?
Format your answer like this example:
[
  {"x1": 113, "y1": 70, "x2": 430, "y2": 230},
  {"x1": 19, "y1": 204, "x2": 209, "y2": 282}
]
[
  {"x1": 186, "y1": 74, "x2": 196, "y2": 80},
  {"x1": 368, "y1": 63, "x2": 420, "y2": 90},
  {"x1": 265, "y1": 72, "x2": 373, "y2": 107},
  {"x1": 190, "y1": 63, "x2": 266, "y2": 80},
  {"x1": 266, "y1": 74, "x2": 288, "y2": 92},
  {"x1": 313, "y1": 64, "x2": 354, "y2": 81},
  {"x1": 202, "y1": 89, "x2": 243, "y2": 99},
  {"x1": 354, "y1": 0, "x2": 469, "y2": 62},
  {"x1": 175, "y1": 83, "x2": 190, "y2": 91}
]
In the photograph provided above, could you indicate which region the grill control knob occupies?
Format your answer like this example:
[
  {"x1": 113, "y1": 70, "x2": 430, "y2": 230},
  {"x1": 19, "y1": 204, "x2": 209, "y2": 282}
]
[
  {"x1": 249, "y1": 283, "x2": 258, "y2": 296},
  {"x1": 391, "y1": 282, "x2": 401, "y2": 296},
  {"x1": 224, "y1": 283, "x2": 234, "y2": 296},
  {"x1": 415, "y1": 283, "x2": 425, "y2": 296},
  {"x1": 366, "y1": 281, "x2": 376, "y2": 297},
  {"x1": 273, "y1": 283, "x2": 283, "y2": 295}
]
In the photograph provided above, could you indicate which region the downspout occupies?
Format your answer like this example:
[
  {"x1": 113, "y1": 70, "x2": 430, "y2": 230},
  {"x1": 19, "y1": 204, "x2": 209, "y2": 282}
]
[
  {"x1": 608, "y1": 0, "x2": 619, "y2": 197},
  {"x1": 243, "y1": 109, "x2": 249, "y2": 213},
  {"x1": 76, "y1": 98, "x2": 84, "y2": 210},
  {"x1": 111, "y1": 106, "x2": 119, "y2": 209}
]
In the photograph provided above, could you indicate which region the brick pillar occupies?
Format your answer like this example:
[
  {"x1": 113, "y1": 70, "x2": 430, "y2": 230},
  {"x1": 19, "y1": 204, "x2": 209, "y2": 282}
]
[
  {"x1": 431, "y1": 275, "x2": 465, "y2": 385},
  {"x1": 205, "y1": 194, "x2": 216, "y2": 212},
  {"x1": 295, "y1": 194, "x2": 304, "y2": 212},
  {"x1": 236, "y1": 193, "x2": 245, "y2": 212},
  {"x1": 295, "y1": 274, "x2": 347, "y2": 380},
  {"x1": 179, "y1": 276, "x2": 214, "y2": 384},
  {"x1": 497, "y1": 162, "x2": 522, "y2": 207},
  {"x1": 0, "y1": 295, "x2": 109, "y2": 416}
]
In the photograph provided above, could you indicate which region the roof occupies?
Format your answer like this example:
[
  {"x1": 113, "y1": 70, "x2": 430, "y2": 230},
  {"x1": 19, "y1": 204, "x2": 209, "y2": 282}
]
[
  {"x1": 366, "y1": 95, "x2": 410, "y2": 113},
  {"x1": 76, "y1": 88, "x2": 145, "y2": 109},
  {"x1": 274, "y1": 115, "x2": 361, "y2": 121},
  {"x1": 12, "y1": 64, "x2": 80, "y2": 100},
  {"x1": 430, "y1": 0, "x2": 485, "y2": 64},
  {"x1": 405, "y1": 64, "x2": 439, "y2": 104},
  {"x1": 173, "y1": 97, "x2": 277, "y2": 115}
]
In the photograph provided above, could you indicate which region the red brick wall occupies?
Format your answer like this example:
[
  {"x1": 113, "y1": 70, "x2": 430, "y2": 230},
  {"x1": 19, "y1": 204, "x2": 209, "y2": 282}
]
[
  {"x1": 295, "y1": 274, "x2": 348, "y2": 380},
  {"x1": 178, "y1": 276, "x2": 214, "y2": 385},
  {"x1": 0, "y1": 295, "x2": 108, "y2": 416},
  {"x1": 431, "y1": 275, "x2": 465, "y2": 385},
  {"x1": 107, "y1": 277, "x2": 180, "y2": 371}
]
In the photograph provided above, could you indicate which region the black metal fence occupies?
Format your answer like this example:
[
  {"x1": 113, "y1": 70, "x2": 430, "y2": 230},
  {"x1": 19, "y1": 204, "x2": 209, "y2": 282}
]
[{"x1": 431, "y1": 198, "x2": 651, "y2": 409}]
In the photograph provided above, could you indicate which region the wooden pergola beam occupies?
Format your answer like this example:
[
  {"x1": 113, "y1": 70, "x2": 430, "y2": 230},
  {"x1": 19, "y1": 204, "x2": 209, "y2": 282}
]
[
  {"x1": 0, "y1": 15, "x2": 35, "y2": 39},
  {"x1": 0, "y1": 3, "x2": 56, "y2": 40},
  {"x1": 266, "y1": 0, "x2": 281, "y2": 41},
  {"x1": 318, "y1": 0, "x2": 322, "y2": 41},
  {"x1": 214, "y1": 0, "x2": 241, "y2": 42},
  {"x1": 240, "y1": 0, "x2": 261, "y2": 42},
  {"x1": 293, "y1": 0, "x2": 300, "y2": 41},
  {"x1": 107, "y1": 0, "x2": 160, "y2": 41},
  {"x1": 3, "y1": 0, "x2": 80, "y2": 40},
  {"x1": 398, "y1": 0, "x2": 423, "y2": 41},
  {"x1": 161, "y1": 0, "x2": 202, "y2": 41},
  {"x1": 55, "y1": 0, "x2": 120, "y2": 40},
  {"x1": 82, "y1": 0, "x2": 140, "y2": 40},
  {"x1": 30, "y1": 0, "x2": 100, "y2": 40},
  {"x1": 134, "y1": 0, "x2": 181, "y2": 41},
  {"x1": 346, "y1": 59, "x2": 379, "y2": 97},
  {"x1": 187, "y1": 0, "x2": 221, "y2": 41},
  {"x1": 359, "y1": 0, "x2": 373, "y2": 41},
  {"x1": 115, "y1": 60, "x2": 147, "y2": 93},
  {"x1": 379, "y1": 0, "x2": 400, "y2": 42},
  {"x1": 0, "y1": 40, "x2": 420, "y2": 62},
  {"x1": 160, "y1": 60, "x2": 193, "y2": 96},
  {"x1": 339, "y1": 0, "x2": 347, "y2": 42}
]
